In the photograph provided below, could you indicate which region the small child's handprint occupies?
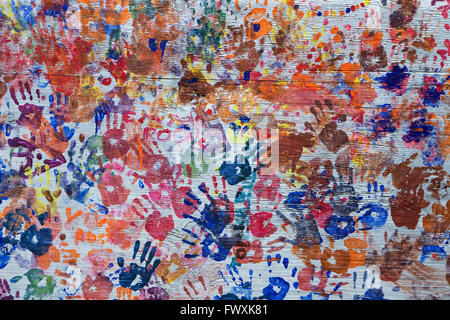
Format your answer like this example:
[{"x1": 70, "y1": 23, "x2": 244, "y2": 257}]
[
  {"x1": 117, "y1": 240, "x2": 161, "y2": 291},
  {"x1": 357, "y1": 181, "x2": 389, "y2": 231}
]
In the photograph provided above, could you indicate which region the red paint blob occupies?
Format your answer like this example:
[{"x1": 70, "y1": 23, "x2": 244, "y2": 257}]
[{"x1": 102, "y1": 77, "x2": 112, "y2": 86}]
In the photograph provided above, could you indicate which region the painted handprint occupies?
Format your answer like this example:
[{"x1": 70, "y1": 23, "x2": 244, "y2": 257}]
[{"x1": 117, "y1": 240, "x2": 161, "y2": 291}]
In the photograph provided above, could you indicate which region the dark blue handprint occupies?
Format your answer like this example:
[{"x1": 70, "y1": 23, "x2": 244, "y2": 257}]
[{"x1": 117, "y1": 240, "x2": 161, "y2": 291}]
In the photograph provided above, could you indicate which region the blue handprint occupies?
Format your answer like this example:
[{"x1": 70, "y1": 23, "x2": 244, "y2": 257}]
[
  {"x1": 357, "y1": 181, "x2": 389, "y2": 230},
  {"x1": 117, "y1": 240, "x2": 161, "y2": 291}
]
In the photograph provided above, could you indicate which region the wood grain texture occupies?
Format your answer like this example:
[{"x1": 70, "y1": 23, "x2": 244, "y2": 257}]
[{"x1": 0, "y1": 0, "x2": 448, "y2": 300}]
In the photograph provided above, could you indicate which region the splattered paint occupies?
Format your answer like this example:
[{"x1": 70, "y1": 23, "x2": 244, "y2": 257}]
[{"x1": 0, "y1": 0, "x2": 448, "y2": 301}]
